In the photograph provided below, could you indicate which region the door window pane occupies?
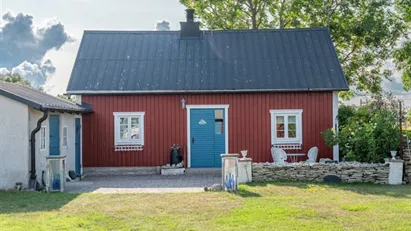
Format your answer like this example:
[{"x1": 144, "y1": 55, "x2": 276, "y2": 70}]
[{"x1": 215, "y1": 109, "x2": 224, "y2": 134}]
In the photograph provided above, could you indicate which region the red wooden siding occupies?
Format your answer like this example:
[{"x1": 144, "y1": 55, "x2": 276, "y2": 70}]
[{"x1": 81, "y1": 92, "x2": 333, "y2": 167}]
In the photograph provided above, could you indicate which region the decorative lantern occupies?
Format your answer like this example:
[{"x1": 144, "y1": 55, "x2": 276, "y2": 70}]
[
  {"x1": 46, "y1": 155, "x2": 66, "y2": 192},
  {"x1": 180, "y1": 98, "x2": 186, "y2": 109}
]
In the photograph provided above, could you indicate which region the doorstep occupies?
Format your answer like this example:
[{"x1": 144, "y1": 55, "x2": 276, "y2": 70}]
[{"x1": 83, "y1": 167, "x2": 161, "y2": 177}]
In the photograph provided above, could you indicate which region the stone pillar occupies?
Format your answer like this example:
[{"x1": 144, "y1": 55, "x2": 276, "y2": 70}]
[
  {"x1": 388, "y1": 160, "x2": 404, "y2": 185},
  {"x1": 221, "y1": 154, "x2": 239, "y2": 191},
  {"x1": 238, "y1": 158, "x2": 252, "y2": 183}
]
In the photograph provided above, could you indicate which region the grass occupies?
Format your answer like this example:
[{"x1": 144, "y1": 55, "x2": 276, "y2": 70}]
[{"x1": 1, "y1": 181, "x2": 411, "y2": 230}]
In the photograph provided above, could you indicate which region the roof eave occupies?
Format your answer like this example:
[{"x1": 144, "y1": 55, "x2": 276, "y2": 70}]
[
  {"x1": 0, "y1": 88, "x2": 93, "y2": 114},
  {"x1": 0, "y1": 89, "x2": 42, "y2": 110},
  {"x1": 42, "y1": 103, "x2": 93, "y2": 114},
  {"x1": 67, "y1": 88, "x2": 349, "y2": 95}
]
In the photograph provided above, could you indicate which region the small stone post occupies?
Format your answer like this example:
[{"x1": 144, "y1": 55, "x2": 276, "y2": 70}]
[
  {"x1": 221, "y1": 154, "x2": 239, "y2": 191},
  {"x1": 388, "y1": 160, "x2": 404, "y2": 185},
  {"x1": 238, "y1": 158, "x2": 252, "y2": 183}
]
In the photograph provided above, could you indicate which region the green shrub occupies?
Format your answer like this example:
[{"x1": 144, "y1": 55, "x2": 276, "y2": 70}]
[{"x1": 322, "y1": 104, "x2": 400, "y2": 163}]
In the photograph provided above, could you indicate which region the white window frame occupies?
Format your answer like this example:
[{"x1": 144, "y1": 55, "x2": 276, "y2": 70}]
[
  {"x1": 113, "y1": 112, "x2": 145, "y2": 146},
  {"x1": 270, "y1": 109, "x2": 303, "y2": 145},
  {"x1": 62, "y1": 126, "x2": 68, "y2": 147},
  {"x1": 40, "y1": 126, "x2": 46, "y2": 150}
]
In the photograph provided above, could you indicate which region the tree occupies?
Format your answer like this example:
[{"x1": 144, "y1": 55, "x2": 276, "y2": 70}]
[
  {"x1": 180, "y1": 0, "x2": 409, "y2": 99},
  {"x1": 393, "y1": 0, "x2": 411, "y2": 90},
  {"x1": 0, "y1": 73, "x2": 31, "y2": 87},
  {"x1": 394, "y1": 41, "x2": 411, "y2": 90},
  {"x1": 1, "y1": 73, "x2": 45, "y2": 91}
]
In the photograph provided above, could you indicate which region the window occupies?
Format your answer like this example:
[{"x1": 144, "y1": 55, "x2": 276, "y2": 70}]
[
  {"x1": 270, "y1": 109, "x2": 303, "y2": 145},
  {"x1": 215, "y1": 109, "x2": 224, "y2": 134},
  {"x1": 40, "y1": 126, "x2": 46, "y2": 150},
  {"x1": 113, "y1": 112, "x2": 145, "y2": 147},
  {"x1": 62, "y1": 126, "x2": 68, "y2": 147}
]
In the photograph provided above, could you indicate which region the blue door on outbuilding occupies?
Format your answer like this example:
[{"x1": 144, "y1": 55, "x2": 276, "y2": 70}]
[
  {"x1": 49, "y1": 115, "x2": 60, "y2": 156},
  {"x1": 190, "y1": 109, "x2": 225, "y2": 168},
  {"x1": 75, "y1": 118, "x2": 81, "y2": 174}
]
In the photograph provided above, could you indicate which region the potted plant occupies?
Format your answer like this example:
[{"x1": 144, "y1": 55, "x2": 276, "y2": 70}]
[
  {"x1": 388, "y1": 136, "x2": 400, "y2": 160},
  {"x1": 161, "y1": 144, "x2": 185, "y2": 175}
]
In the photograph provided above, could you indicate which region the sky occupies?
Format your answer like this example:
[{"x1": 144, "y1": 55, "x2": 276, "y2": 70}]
[
  {"x1": 0, "y1": 0, "x2": 186, "y2": 95},
  {"x1": 0, "y1": 0, "x2": 409, "y2": 106}
]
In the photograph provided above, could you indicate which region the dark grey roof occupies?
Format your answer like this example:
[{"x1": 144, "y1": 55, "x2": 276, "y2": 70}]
[
  {"x1": 67, "y1": 28, "x2": 348, "y2": 94},
  {"x1": 0, "y1": 81, "x2": 91, "y2": 113}
]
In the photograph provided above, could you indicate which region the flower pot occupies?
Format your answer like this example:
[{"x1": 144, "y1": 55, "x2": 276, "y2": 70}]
[
  {"x1": 240, "y1": 150, "x2": 248, "y2": 159},
  {"x1": 390, "y1": 151, "x2": 397, "y2": 160}
]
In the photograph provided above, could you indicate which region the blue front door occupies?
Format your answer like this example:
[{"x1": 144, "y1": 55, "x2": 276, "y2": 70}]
[
  {"x1": 49, "y1": 115, "x2": 60, "y2": 156},
  {"x1": 75, "y1": 118, "x2": 81, "y2": 174},
  {"x1": 190, "y1": 109, "x2": 225, "y2": 168}
]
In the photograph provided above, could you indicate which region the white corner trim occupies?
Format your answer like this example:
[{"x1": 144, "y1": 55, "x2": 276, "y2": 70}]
[
  {"x1": 75, "y1": 95, "x2": 82, "y2": 105},
  {"x1": 270, "y1": 109, "x2": 303, "y2": 145},
  {"x1": 187, "y1": 109, "x2": 191, "y2": 167},
  {"x1": 332, "y1": 91, "x2": 339, "y2": 161},
  {"x1": 186, "y1": 104, "x2": 229, "y2": 168}
]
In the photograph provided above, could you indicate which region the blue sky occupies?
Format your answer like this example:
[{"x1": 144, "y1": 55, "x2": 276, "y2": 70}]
[{"x1": 0, "y1": 0, "x2": 409, "y2": 105}]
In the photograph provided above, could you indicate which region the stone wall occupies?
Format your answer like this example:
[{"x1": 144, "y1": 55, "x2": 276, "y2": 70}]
[
  {"x1": 404, "y1": 148, "x2": 411, "y2": 183},
  {"x1": 252, "y1": 162, "x2": 390, "y2": 184}
]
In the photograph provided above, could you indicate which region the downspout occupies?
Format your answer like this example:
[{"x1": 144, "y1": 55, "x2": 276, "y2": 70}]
[{"x1": 29, "y1": 109, "x2": 49, "y2": 190}]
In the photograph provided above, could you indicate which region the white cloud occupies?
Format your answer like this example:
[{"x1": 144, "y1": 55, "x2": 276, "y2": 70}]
[
  {"x1": 0, "y1": 10, "x2": 73, "y2": 88},
  {"x1": 0, "y1": 68, "x2": 10, "y2": 75}
]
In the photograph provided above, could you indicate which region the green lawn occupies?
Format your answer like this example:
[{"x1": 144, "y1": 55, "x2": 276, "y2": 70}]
[{"x1": 1, "y1": 181, "x2": 411, "y2": 231}]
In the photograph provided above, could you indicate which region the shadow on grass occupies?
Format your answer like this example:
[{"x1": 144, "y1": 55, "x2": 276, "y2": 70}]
[
  {"x1": 0, "y1": 191, "x2": 79, "y2": 214},
  {"x1": 229, "y1": 188, "x2": 262, "y2": 198},
  {"x1": 244, "y1": 180, "x2": 411, "y2": 198}
]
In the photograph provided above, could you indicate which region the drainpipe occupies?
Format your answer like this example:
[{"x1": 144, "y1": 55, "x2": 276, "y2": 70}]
[{"x1": 29, "y1": 109, "x2": 48, "y2": 190}]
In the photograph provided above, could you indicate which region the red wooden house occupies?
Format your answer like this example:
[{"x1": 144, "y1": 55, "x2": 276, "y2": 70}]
[{"x1": 66, "y1": 9, "x2": 348, "y2": 169}]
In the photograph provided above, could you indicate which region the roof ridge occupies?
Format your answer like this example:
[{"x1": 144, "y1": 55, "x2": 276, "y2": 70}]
[{"x1": 83, "y1": 27, "x2": 328, "y2": 34}]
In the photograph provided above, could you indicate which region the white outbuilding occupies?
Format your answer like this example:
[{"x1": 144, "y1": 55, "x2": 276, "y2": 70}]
[{"x1": 0, "y1": 81, "x2": 91, "y2": 190}]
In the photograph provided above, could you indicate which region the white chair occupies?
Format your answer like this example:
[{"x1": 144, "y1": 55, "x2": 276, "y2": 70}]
[
  {"x1": 306, "y1": 146, "x2": 319, "y2": 163},
  {"x1": 271, "y1": 147, "x2": 288, "y2": 164}
]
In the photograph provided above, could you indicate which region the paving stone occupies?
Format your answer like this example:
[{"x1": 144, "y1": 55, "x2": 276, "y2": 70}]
[{"x1": 66, "y1": 174, "x2": 221, "y2": 193}]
